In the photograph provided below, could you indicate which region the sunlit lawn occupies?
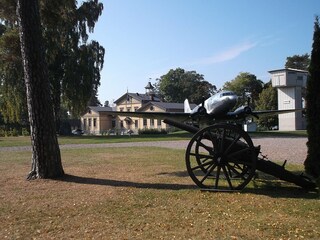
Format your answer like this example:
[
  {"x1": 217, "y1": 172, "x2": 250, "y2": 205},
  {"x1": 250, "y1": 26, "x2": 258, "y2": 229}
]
[
  {"x1": 0, "y1": 132, "x2": 192, "y2": 147},
  {"x1": 0, "y1": 130, "x2": 307, "y2": 148},
  {"x1": 0, "y1": 146, "x2": 319, "y2": 239}
]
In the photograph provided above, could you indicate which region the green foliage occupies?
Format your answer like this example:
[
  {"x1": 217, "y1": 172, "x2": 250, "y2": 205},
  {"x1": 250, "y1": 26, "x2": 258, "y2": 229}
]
[
  {"x1": 0, "y1": 0, "x2": 105, "y2": 125},
  {"x1": 155, "y1": 68, "x2": 216, "y2": 104},
  {"x1": 59, "y1": 120, "x2": 72, "y2": 136},
  {"x1": 222, "y1": 72, "x2": 263, "y2": 107},
  {"x1": 138, "y1": 128, "x2": 168, "y2": 135},
  {"x1": 87, "y1": 89, "x2": 102, "y2": 107},
  {"x1": 21, "y1": 128, "x2": 30, "y2": 136},
  {"x1": 285, "y1": 53, "x2": 310, "y2": 70},
  {"x1": 0, "y1": 27, "x2": 27, "y2": 124},
  {"x1": 61, "y1": 40, "x2": 105, "y2": 116},
  {"x1": 305, "y1": 16, "x2": 320, "y2": 178},
  {"x1": 0, "y1": 126, "x2": 29, "y2": 137},
  {"x1": 255, "y1": 81, "x2": 278, "y2": 129}
]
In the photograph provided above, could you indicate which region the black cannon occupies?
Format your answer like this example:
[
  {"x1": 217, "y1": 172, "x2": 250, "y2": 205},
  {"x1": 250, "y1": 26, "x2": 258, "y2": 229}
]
[{"x1": 163, "y1": 118, "x2": 317, "y2": 191}]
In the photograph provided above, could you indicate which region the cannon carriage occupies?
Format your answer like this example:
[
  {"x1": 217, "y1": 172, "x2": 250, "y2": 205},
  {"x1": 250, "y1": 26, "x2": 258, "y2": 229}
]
[
  {"x1": 103, "y1": 89, "x2": 316, "y2": 191},
  {"x1": 163, "y1": 119, "x2": 317, "y2": 191}
]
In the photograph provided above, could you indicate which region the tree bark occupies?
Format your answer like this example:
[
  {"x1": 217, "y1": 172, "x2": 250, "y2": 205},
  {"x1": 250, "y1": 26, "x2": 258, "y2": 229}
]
[{"x1": 16, "y1": 0, "x2": 64, "y2": 179}]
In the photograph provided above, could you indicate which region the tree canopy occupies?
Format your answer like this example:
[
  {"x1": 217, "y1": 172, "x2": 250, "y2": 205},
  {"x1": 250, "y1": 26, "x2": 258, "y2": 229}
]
[
  {"x1": 0, "y1": 24, "x2": 26, "y2": 124},
  {"x1": 155, "y1": 68, "x2": 216, "y2": 104},
  {"x1": 255, "y1": 81, "x2": 278, "y2": 129},
  {"x1": 285, "y1": 54, "x2": 310, "y2": 70},
  {"x1": 222, "y1": 72, "x2": 263, "y2": 107},
  {"x1": 0, "y1": 0, "x2": 105, "y2": 128},
  {"x1": 304, "y1": 16, "x2": 320, "y2": 178}
]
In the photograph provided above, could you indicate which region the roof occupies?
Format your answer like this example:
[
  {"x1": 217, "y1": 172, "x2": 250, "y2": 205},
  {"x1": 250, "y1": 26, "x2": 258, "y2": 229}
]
[
  {"x1": 88, "y1": 106, "x2": 113, "y2": 113},
  {"x1": 114, "y1": 92, "x2": 161, "y2": 104},
  {"x1": 268, "y1": 68, "x2": 308, "y2": 74}
]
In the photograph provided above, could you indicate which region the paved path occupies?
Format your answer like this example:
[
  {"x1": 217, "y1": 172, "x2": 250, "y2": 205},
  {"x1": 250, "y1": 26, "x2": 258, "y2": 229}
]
[{"x1": 1, "y1": 137, "x2": 308, "y2": 164}]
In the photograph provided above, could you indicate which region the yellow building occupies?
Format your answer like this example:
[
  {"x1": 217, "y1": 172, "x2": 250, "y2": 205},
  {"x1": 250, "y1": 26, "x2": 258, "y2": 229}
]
[
  {"x1": 81, "y1": 106, "x2": 115, "y2": 135},
  {"x1": 81, "y1": 82, "x2": 194, "y2": 135},
  {"x1": 114, "y1": 93, "x2": 187, "y2": 134}
]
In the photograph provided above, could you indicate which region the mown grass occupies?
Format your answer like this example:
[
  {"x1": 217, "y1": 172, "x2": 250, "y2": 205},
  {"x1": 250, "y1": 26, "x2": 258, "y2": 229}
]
[
  {"x1": 0, "y1": 130, "x2": 307, "y2": 148},
  {"x1": 0, "y1": 147, "x2": 319, "y2": 239},
  {"x1": 250, "y1": 130, "x2": 307, "y2": 138},
  {"x1": 0, "y1": 132, "x2": 192, "y2": 147}
]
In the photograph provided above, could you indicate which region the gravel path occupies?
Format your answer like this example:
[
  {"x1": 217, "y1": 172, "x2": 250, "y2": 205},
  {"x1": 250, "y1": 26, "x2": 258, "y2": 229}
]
[
  {"x1": 1, "y1": 137, "x2": 308, "y2": 164},
  {"x1": 251, "y1": 137, "x2": 307, "y2": 164}
]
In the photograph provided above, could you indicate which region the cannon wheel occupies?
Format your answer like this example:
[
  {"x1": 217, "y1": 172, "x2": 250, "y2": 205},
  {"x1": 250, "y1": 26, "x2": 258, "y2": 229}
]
[{"x1": 185, "y1": 124, "x2": 257, "y2": 191}]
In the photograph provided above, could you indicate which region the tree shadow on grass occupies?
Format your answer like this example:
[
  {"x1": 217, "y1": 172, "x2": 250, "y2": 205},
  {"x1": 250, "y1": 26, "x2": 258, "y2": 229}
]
[
  {"x1": 59, "y1": 174, "x2": 196, "y2": 191},
  {"x1": 58, "y1": 172, "x2": 318, "y2": 199}
]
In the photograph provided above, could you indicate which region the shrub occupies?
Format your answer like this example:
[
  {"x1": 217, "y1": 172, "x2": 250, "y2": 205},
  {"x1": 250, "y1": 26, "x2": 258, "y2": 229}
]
[
  {"x1": 21, "y1": 128, "x2": 30, "y2": 136},
  {"x1": 10, "y1": 128, "x2": 19, "y2": 136},
  {"x1": 0, "y1": 128, "x2": 5, "y2": 137},
  {"x1": 138, "y1": 128, "x2": 167, "y2": 135}
]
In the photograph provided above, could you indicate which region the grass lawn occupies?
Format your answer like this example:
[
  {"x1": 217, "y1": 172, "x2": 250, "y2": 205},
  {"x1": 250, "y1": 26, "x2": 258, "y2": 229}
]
[
  {"x1": 0, "y1": 130, "x2": 307, "y2": 148},
  {"x1": 250, "y1": 130, "x2": 307, "y2": 138},
  {"x1": 0, "y1": 147, "x2": 319, "y2": 239},
  {"x1": 0, "y1": 132, "x2": 193, "y2": 147}
]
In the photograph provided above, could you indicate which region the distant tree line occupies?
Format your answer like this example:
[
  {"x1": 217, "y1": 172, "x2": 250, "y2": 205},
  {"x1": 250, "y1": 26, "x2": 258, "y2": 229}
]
[{"x1": 154, "y1": 68, "x2": 216, "y2": 104}]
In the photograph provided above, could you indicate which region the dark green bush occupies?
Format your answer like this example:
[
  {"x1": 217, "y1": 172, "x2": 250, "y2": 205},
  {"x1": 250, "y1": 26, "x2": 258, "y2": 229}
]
[{"x1": 138, "y1": 128, "x2": 167, "y2": 135}]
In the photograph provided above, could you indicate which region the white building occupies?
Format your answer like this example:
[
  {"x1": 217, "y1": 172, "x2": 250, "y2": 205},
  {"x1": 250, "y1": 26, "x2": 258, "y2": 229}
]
[{"x1": 269, "y1": 68, "x2": 308, "y2": 130}]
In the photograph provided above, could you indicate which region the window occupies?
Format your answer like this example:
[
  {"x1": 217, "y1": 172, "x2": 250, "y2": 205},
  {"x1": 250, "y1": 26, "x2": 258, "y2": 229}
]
[
  {"x1": 157, "y1": 119, "x2": 161, "y2": 127},
  {"x1": 93, "y1": 118, "x2": 97, "y2": 127},
  {"x1": 127, "y1": 107, "x2": 131, "y2": 112},
  {"x1": 143, "y1": 118, "x2": 147, "y2": 126},
  {"x1": 88, "y1": 118, "x2": 92, "y2": 127},
  {"x1": 135, "y1": 120, "x2": 138, "y2": 128},
  {"x1": 221, "y1": 91, "x2": 235, "y2": 97},
  {"x1": 120, "y1": 121, "x2": 124, "y2": 128},
  {"x1": 120, "y1": 108, "x2": 124, "y2": 112},
  {"x1": 112, "y1": 119, "x2": 116, "y2": 128},
  {"x1": 150, "y1": 119, "x2": 154, "y2": 127}
]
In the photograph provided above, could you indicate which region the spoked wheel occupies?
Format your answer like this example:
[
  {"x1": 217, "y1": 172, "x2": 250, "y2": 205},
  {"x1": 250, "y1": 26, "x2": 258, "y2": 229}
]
[{"x1": 185, "y1": 124, "x2": 257, "y2": 191}]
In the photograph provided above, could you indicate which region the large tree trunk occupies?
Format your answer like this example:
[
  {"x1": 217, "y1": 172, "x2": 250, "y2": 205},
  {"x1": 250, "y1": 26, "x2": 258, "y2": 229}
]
[{"x1": 17, "y1": 0, "x2": 64, "y2": 179}]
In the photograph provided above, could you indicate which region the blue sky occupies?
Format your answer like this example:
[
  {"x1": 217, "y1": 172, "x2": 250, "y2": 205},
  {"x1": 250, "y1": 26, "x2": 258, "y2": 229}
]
[{"x1": 90, "y1": 0, "x2": 319, "y2": 104}]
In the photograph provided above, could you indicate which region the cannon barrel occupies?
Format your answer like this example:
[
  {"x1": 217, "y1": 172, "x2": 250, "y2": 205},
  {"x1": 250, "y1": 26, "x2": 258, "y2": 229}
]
[
  {"x1": 163, "y1": 118, "x2": 199, "y2": 134},
  {"x1": 256, "y1": 159, "x2": 317, "y2": 190}
]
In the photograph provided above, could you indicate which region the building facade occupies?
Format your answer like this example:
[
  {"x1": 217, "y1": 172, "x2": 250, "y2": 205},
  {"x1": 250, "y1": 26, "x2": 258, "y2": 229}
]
[
  {"x1": 80, "y1": 82, "x2": 192, "y2": 135},
  {"x1": 113, "y1": 92, "x2": 165, "y2": 134},
  {"x1": 269, "y1": 68, "x2": 307, "y2": 130},
  {"x1": 81, "y1": 106, "x2": 114, "y2": 135}
]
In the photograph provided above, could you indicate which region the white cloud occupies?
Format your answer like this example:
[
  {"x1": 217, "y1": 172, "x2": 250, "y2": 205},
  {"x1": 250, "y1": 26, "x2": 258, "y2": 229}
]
[{"x1": 193, "y1": 41, "x2": 257, "y2": 66}]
